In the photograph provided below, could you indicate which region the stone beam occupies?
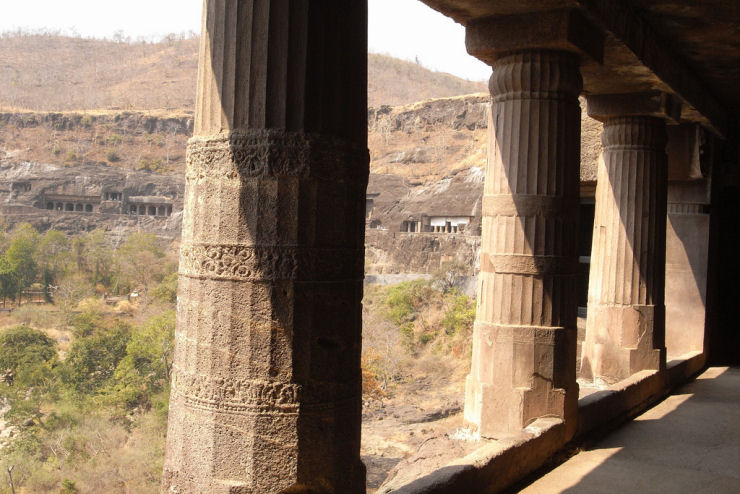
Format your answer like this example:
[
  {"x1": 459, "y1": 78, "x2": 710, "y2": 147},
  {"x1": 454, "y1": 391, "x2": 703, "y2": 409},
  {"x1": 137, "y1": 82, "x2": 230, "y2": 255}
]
[
  {"x1": 466, "y1": 9, "x2": 604, "y2": 64},
  {"x1": 162, "y1": 1, "x2": 368, "y2": 493},
  {"x1": 423, "y1": 0, "x2": 728, "y2": 137},
  {"x1": 587, "y1": 92, "x2": 681, "y2": 124},
  {"x1": 576, "y1": 0, "x2": 727, "y2": 137}
]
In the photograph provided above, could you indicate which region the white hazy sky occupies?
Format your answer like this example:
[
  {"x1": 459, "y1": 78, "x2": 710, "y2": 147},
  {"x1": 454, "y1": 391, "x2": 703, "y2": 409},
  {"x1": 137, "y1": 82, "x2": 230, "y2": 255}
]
[{"x1": 0, "y1": 0, "x2": 490, "y2": 82}]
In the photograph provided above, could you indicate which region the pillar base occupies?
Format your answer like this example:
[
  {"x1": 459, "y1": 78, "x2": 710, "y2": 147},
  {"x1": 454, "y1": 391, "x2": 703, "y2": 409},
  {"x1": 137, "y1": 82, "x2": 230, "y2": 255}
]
[{"x1": 581, "y1": 304, "x2": 665, "y2": 382}]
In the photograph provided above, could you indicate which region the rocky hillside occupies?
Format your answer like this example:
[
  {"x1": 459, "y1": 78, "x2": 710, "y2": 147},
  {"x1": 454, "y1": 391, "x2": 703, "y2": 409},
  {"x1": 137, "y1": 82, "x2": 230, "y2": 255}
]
[
  {"x1": 0, "y1": 110, "x2": 192, "y2": 174},
  {"x1": 0, "y1": 33, "x2": 485, "y2": 111},
  {"x1": 0, "y1": 161, "x2": 184, "y2": 243}
]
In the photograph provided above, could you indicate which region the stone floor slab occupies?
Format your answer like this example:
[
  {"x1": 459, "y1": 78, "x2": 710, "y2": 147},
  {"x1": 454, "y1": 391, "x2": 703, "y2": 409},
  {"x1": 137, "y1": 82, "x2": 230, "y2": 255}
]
[{"x1": 521, "y1": 367, "x2": 740, "y2": 493}]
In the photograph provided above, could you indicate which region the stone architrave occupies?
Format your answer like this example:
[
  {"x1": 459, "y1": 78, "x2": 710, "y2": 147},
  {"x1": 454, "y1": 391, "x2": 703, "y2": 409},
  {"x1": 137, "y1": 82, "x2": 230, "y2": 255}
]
[
  {"x1": 161, "y1": 2, "x2": 368, "y2": 493},
  {"x1": 464, "y1": 51, "x2": 583, "y2": 437},
  {"x1": 581, "y1": 93, "x2": 673, "y2": 382}
]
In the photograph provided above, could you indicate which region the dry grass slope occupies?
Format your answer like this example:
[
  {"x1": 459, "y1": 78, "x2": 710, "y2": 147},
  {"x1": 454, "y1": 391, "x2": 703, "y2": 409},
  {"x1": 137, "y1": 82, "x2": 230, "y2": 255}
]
[{"x1": 0, "y1": 33, "x2": 486, "y2": 111}]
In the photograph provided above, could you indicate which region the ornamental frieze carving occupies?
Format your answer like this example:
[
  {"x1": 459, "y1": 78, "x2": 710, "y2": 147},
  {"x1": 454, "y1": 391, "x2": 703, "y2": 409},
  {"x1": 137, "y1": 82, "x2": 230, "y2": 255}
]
[
  {"x1": 171, "y1": 368, "x2": 360, "y2": 415},
  {"x1": 171, "y1": 368, "x2": 301, "y2": 414},
  {"x1": 179, "y1": 243, "x2": 364, "y2": 282},
  {"x1": 185, "y1": 129, "x2": 369, "y2": 183}
]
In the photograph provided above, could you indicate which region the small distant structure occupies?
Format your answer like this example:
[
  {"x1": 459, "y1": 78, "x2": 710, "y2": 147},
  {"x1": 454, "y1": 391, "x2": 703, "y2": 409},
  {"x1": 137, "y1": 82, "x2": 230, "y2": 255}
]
[
  {"x1": 127, "y1": 196, "x2": 174, "y2": 217},
  {"x1": 400, "y1": 214, "x2": 472, "y2": 234}
]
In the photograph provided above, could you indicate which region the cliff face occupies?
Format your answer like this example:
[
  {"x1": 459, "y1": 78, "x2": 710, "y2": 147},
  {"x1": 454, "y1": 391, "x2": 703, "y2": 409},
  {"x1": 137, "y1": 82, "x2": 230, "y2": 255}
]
[
  {"x1": 0, "y1": 161, "x2": 184, "y2": 244},
  {"x1": 0, "y1": 110, "x2": 193, "y2": 174},
  {"x1": 0, "y1": 93, "x2": 602, "y2": 273}
]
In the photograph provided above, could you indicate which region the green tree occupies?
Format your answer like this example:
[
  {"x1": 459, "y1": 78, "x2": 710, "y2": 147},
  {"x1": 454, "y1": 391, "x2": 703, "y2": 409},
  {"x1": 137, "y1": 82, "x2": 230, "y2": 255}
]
[
  {"x1": 5, "y1": 224, "x2": 39, "y2": 303},
  {"x1": 0, "y1": 325, "x2": 57, "y2": 390},
  {"x1": 150, "y1": 271, "x2": 178, "y2": 303},
  {"x1": 109, "y1": 311, "x2": 175, "y2": 409},
  {"x1": 116, "y1": 232, "x2": 168, "y2": 292},
  {"x1": 61, "y1": 320, "x2": 131, "y2": 394},
  {"x1": 35, "y1": 229, "x2": 72, "y2": 296},
  {"x1": 75, "y1": 230, "x2": 114, "y2": 288},
  {"x1": 0, "y1": 254, "x2": 19, "y2": 306}
]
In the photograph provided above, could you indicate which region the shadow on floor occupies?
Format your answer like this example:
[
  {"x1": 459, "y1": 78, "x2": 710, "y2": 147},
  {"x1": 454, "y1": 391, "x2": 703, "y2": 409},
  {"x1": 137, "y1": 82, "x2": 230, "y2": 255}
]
[{"x1": 518, "y1": 367, "x2": 740, "y2": 494}]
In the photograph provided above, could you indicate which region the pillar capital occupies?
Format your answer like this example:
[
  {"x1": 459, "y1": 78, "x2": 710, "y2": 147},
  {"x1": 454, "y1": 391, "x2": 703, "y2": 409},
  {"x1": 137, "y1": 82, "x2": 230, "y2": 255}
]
[
  {"x1": 601, "y1": 116, "x2": 668, "y2": 151},
  {"x1": 489, "y1": 50, "x2": 582, "y2": 102},
  {"x1": 586, "y1": 92, "x2": 682, "y2": 123},
  {"x1": 466, "y1": 9, "x2": 604, "y2": 65}
]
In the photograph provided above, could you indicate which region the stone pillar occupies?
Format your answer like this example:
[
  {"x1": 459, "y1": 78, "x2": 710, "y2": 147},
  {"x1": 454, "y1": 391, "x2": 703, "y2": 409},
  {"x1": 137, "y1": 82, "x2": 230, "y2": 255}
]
[
  {"x1": 665, "y1": 125, "x2": 712, "y2": 357},
  {"x1": 464, "y1": 51, "x2": 582, "y2": 437},
  {"x1": 581, "y1": 93, "x2": 676, "y2": 382},
  {"x1": 162, "y1": 2, "x2": 368, "y2": 493}
]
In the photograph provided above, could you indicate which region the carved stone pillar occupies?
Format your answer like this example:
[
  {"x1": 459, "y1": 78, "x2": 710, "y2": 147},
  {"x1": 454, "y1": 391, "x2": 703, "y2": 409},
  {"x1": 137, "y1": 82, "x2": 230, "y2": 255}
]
[
  {"x1": 581, "y1": 93, "x2": 675, "y2": 382},
  {"x1": 161, "y1": 2, "x2": 368, "y2": 493},
  {"x1": 464, "y1": 51, "x2": 582, "y2": 437}
]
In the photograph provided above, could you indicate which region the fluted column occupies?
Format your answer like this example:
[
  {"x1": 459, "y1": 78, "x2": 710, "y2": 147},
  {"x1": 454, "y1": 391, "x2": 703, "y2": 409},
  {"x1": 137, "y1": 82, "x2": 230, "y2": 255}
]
[
  {"x1": 581, "y1": 112, "x2": 668, "y2": 383},
  {"x1": 162, "y1": 1, "x2": 368, "y2": 493},
  {"x1": 464, "y1": 51, "x2": 582, "y2": 437}
]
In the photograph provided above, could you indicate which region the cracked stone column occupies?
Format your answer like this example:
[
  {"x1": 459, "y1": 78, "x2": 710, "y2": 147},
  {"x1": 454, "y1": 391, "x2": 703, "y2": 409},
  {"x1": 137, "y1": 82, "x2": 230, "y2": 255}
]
[
  {"x1": 463, "y1": 51, "x2": 583, "y2": 437},
  {"x1": 161, "y1": 1, "x2": 368, "y2": 493},
  {"x1": 581, "y1": 93, "x2": 676, "y2": 383}
]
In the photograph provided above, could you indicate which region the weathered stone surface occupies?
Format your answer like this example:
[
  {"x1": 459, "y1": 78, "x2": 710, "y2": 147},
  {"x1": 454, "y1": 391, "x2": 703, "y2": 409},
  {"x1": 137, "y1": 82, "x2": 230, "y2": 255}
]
[
  {"x1": 464, "y1": 51, "x2": 581, "y2": 437},
  {"x1": 665, "y1": 181, "x2": 710, "y2": 357},
  {"x1": 581, "y1": 115, "x2": 668, "y2": 383},
  {"x1": 162, "y1": 1, "x2": 368, "y2": 493}
]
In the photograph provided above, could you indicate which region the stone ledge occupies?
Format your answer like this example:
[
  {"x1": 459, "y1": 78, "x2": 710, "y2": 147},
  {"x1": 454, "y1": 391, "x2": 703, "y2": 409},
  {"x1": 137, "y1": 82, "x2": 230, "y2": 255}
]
[
  {"x1": 381, "y1": 352, "x2": 707, "y2": 493},
  {"x1": 577, "y1": 351, "x2": 706, "y2": 439},
  {"x1": 381, "y1": 418, "x2": 569, "y2": 494}
]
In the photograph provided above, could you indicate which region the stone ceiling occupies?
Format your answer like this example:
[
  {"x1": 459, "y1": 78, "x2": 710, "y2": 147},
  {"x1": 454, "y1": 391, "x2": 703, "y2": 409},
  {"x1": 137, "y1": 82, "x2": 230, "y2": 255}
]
[{"x1": 420, "y1": 0, "x2": 739, "y2": 136}]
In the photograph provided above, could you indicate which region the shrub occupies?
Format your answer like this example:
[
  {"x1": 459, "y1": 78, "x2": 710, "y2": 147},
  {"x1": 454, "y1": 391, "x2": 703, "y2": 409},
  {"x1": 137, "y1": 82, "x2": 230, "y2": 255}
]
[
  {"x1": 442, "y1": 290, "x2": 475, "y2": 336},
  {"x1": 60, "y1": 479, "x2": 80, "y2": 493},
  {"x1": 61, "y1": 320, "x2": 131, "y2": 394},
  {"x1": 106, "y1": 311, "x2": 175, "y2": 409},
  {"x1": 385, "y1": 279, "x2": 433, "y2": 326},
  {"x1": 150, "y1": 272, "x2": 178, "y2": 303},
  {"x1": 106, "y1": 134, "x2": 123, "y2": 146},
  {"x1": 0, "y1": 325, "x2": 57, "y2": 389},
  {"x1": 137, "y1": 157, "x2": 164, "y2": 172},
  {"x1": 106, "y1": 149, "x2": 120, "y2": 162}
]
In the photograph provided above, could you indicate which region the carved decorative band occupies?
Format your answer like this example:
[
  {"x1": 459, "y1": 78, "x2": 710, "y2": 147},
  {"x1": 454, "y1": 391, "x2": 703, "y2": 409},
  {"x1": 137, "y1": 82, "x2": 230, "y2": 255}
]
[
  {"x1": 481, "y1": 253, "x2": 578, "y2": 275},
  {"x1": 171, "y1": 368, "x2": 359, "y2": 415},
  {"x1": 171, "y1": 369, "x2": 301, "y2": 415},
  {"x1": 186, "y1": 130, "x2": 369, "y2": 183},
  {"x1": 482, "y1": 194, "x2": 578, "y2": 217},
  {"x1": 178, "y1": 243, "x2": 364, "y2": 282},
  {"x1": 475, "y1": 321, "x2": 568, "y2": 346},
  {"x1": 668, "y1": 202, "x2": 707, "y2": 215}
]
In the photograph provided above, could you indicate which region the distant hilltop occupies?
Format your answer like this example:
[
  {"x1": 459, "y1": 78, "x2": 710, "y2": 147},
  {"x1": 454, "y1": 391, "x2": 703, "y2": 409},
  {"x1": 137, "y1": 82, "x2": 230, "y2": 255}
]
[{"x1": 0, "y1": 33, "x2": 485, "y2": 112}]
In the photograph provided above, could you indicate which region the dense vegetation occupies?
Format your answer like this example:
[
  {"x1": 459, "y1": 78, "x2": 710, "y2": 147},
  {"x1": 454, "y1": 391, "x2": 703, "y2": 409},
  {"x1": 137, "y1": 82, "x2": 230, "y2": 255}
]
[
  {"x1": 0, "y1": 225, "x2": 476, "y2": 492},
  {"x1": 0, "y1": 224, "x2": 177, "y2": 493},
  {"x1": 0, "y1": 223, "x2": 177, "y2": 307}
]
